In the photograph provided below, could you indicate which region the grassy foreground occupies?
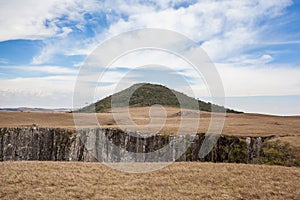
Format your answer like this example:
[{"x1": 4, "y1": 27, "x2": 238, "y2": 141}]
[{"x1": 0, "y1": 162, "x2": 299, "y2": 199}]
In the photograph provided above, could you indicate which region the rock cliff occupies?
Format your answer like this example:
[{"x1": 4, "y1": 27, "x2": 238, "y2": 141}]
[{"x1": 0, "y1": 127, "x2": 274, "y2": 164}]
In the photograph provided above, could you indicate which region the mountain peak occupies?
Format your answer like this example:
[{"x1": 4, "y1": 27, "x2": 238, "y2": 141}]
[{"x1": 79, "y1": 83, "x2": 242, "y2": 113}]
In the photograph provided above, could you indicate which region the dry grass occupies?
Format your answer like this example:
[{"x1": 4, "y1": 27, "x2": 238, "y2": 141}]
[
  {"x1": 0, "y1": 112, "x2": 75, "y2": 128},
  {"x1": 269, "y1": 136, "x2": 300, "y2": 157},
  {"x1": 1, "y1": 107, "x2": 299, "y2": 137},
  {"x1": 1, "y1": 108, "x2": 300, "y2": 199},
  {"x1": 0, "y1": 161, "x2": 299, "y2": 199},
  {"x1": 270, "y1": 136, "x2": 300, "y2": 148}
]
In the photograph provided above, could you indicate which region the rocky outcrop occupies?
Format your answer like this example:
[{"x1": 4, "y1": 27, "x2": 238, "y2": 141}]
[{"x1": 0, "y1": 127, "x2": 276, "y2": 164}]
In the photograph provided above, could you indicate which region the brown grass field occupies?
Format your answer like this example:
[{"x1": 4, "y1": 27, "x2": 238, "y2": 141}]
[
  {"x1": 1, "y1": 106, "x2": 300, "y2": 147},
  {"x1": 0, "y1": 161, "x2": 300, "y2": 199},
  {"x1": 1, "y1": 107, "x2": 300, "y2": 136},
  {"x1": 1, "y1": 107, "x2": 300, "y2": 199}
]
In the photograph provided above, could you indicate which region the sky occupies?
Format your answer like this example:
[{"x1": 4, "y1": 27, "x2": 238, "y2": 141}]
[{"x1": 0, "y1": 0, "x2": 300, "y2": 115}]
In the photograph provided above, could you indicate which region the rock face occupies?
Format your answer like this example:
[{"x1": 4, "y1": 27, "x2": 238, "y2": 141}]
[{"x1": 0, "y1": 127, "x2": 269, "y2": 164}]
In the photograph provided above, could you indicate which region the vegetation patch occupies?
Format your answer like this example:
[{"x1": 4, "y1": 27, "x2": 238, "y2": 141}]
[
  {"x1": 260, "y1": 139, "x2": 300, "y2": 167},
  {"x1": 228, "y1": 138, "x2": 248, "y2": 163}
]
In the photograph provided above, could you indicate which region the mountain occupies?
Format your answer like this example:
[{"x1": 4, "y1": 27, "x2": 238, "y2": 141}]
[{"x1": 78, "y1": 83, "x2": 242, "y2": 113}]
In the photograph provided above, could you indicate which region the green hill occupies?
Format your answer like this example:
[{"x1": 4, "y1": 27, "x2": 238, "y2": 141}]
[{"x1": 78, "y1": 83, "x2": 242, "y2": 113}]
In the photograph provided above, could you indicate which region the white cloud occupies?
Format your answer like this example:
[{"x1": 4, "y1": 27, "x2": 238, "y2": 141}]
[
  {"x1": 25, "y1": 66, "x2": 78, "y2": 74},
  {"x1": 0, "y1": 58, "x2": 9, "y2": 64},
  {"x1": 0, "y1": 75, "x2": 76, "y2": 108},
  {"x1": 110, "y1": 50, "x2": 190, "y2": 70},
  {"x1": 0, "y1": 65, "x2": 78, "y2": 107},
  {"x1": 226, "y1": 54, "x2": 274, "y2": 66},
  {"x1": 0, "y1": 65, "x2": 78, "y2": 74},
  {"x1": 0, "y1": 0, "x2": 108, "y2": 42},
  {"x1": 103, "y1": 0, "x2": 292, "y2": 61},
  {"x1": 0, "y1": 0, "x2": 58, "y2": 41},
  {"x1": 0, "y1": 89, "x2": 74, "y2": 108},
  {"x1": 16, "y1": 0, "x2": 292, "y2": 65},
  {"x1": 31, "y1": 32, "x2": 100, "y2": 65},
  {"x1": 216, "y1": 63, "x2": 300, "y2": 96},
  {"x1": 31, "y1": 44, "x2": 56, "y2": 65},
  {"x1": 57, "y1": 27, "x2": 73, "y2": 38}
]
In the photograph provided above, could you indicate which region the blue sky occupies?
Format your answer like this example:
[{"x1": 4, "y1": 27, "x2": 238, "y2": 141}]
[{"x1": 0, "y1": 0, "x2": 300, "y2": 115}]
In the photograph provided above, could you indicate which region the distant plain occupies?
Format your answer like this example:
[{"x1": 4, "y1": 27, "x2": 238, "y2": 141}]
[{"x1": 1, "y1": 106, "x2": 299, "y2": 149}]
